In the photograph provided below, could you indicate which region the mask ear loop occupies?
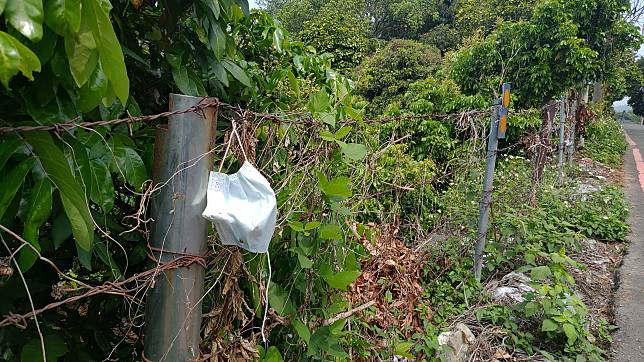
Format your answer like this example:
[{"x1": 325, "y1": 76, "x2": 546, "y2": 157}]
[
  {"x1": 218, "y1": 121, "x2": 235, "y2": 173},
  {"x1": 231, "y1": 122, "x2": 249, "y2": 163},
  {"x1": 261, "y1": 250, "x2": 271, "y2": 345}
]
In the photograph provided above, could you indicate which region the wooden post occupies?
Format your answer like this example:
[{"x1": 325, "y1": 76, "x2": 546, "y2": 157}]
[{"x1": 143, "y1": 94, "x2": 217, "y2": 361}]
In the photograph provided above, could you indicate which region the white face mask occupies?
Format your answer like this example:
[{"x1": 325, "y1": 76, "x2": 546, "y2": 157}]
[{"x1": 202, "y1": 161, "x2": 277, "y2": 253}]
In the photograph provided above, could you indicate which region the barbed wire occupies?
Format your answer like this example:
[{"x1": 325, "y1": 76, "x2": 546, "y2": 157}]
[{"x1": 0, "y1": 97, "x2": 493, "y2": 134}]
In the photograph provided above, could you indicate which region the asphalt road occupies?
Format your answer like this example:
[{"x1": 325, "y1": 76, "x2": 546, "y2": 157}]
[{"x1": 611, "y1": 122, "x2": 644, "y2": 361}]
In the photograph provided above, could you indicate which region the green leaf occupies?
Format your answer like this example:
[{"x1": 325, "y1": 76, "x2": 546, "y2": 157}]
[
  {"x1": 0, "y1": 139, "x2": 23, "y2": 170},
  {"x1": 89, "y1": 158, "x2": 114, "y2": 212},
  {"x1": 262, "y1": 346, "x2": 284, "y2": 362},
  {"x1": 273, "y1": 27, "x2": 284, "y2": 53},
  {"x1": 44, "y1": 0, "x2": 81, "y2": 36},
  {"x1": 340, "y1": 143, "x2": 368, "y2": 161},
  {"x1": 222, "y1": 59, "x2": 251, "y2": 87},
  {"x1": 0, "y1": 158, "x2": 35, "y2": 220},
  {"x1": 296, "y1": 250, "x2": 313, "y2": 269},
  {"x1": 19, "y1": 178, "x2": 53, "y2": 271},
  {"x1": 0, "y1": 0, "x2": 6, "y2": 15},
  {"x1": 318, "y1": 112, "x2": 336, "y2": 126},
  {"x1": 95, "y1": 238, "x2": 122, "y2": 280},
  {"x1": 319, "y1": 224, "x2": 342, "y2": 240},
  {"x1": 524, "y1": 301, "x2": 538, "y2": 317},
  {"x1": 4, "y1": 0, "x2": 44, "y2": 41},
  {"x1": 317, "y1": 174, "x2": 352, "y2": 199},
  {"x1": 20, "y1": 333, "x2": 67, "y2": 362},
  {"x1": 531, "y1": 265, "x2": 552, "y2": 281},
  {"x1": 212, "y1": 62, "x2": 228, "y2": 87},
  {"x1": 541, "y1": 318, "x2": 558, "y2": 332},
  {"x1": 77, "y1": 60, "x2": 108, "y2": 112},
  {"x1": 64, "y1": 17, "x2": 98, "y2": 88},
  {"x1": 319, "y1": 130, "x2": 335, "y2": 141},
  {"x1": 208, "y1": 23, "x2": 226, "y2": 60},
  {"x1": 25, "y1": 132, "x2": 94, "y2": 252},
  {"x1": 334, "y1": 126, "x2": 352, "y2": 140},
  {"x1": 307, "y1": 89, "x2": 330, "y2": 113},
  {"x1": 395, "y1": 342, "x2": 415, "y2": 359},
  {"x1": 112, "y1": 145, "x2": 147, "y2": 191},
  {"x1": 292, "y1": 320, "x2": 311, "y2": 345},
  {"x1": 0, "y1": 31, "x2": 41, "y2": 87},
  {"x1": 268, "y1": 282, "x2": 295, "y2": 316},
  {"x1": 51, "y1": 213, "x2": 72, "y2": 249},
  {"x1": 562, "y1": 323, "x2": 578, "y2": 345},
  {"x1": 83, "y1": 0, "x2": 129, "y2": 104},
  {"x1": 323, "y1": 270, "x2": 360, "y2": 290}
]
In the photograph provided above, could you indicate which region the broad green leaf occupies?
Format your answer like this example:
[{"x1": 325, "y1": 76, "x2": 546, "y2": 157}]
[
  {"x1": 20, "y1": 333, "x2": 68, "y2": 362},
  {"x1": 51, "y1": 213, "x2": 72, "y2": 249},
  {"x1": 541, "y1": 318, "x2": 558, "y2": 332},
  {"x1": 25, "y1": 132, "x2": 94, "y2": 252},
  {"x1": 208, "y1": 23, "x2": 226, "y2": 60},
  {"x1": 0, "y1": 31, "x2": 41, "y2": 87},
  {"x1": 222, "y1": 59, "x2": 251, "y2": 87},
  {"x1": 89, "y1": 158, "x2": 114, "y2": 212},
  {"x1": 323, "y1": 270, "x2": 360, "y2": 290},
  {"x1": 64, "y1": 16, "x2": 98, "y2": 87},
  {"x1": 95, "y1": 238, "x2": 122, "y2": 280},
  {"x1": 273, "y1": 27, "x2": 284, "y2": 53},
  {"x1": 212, "y1": 62, "x2": 228, "y2": 86},
  {"x1": 562, "y1": 323, "x2": 578, "y2": 345},
  {"x1": 395, "y1": 342, "x2": 415, "y2": 359},
  {"x1": 0, "y1": 139, "x2": 23, "y2": 170},
  {"x1": 4, "y1": 0, "x2": 44, "y2": 41},
  {"x1": 201, "y1": 0, "x2": 219, "y2": 19},
  {"x1": 524, "y1": 301, "x2": 538, "y2": 317},
  {"x1": 19, "y1": 179, "x2": 53, "y2": 271},
  {"x1": 531, "y1": 265, "x2": 552, "y2": 281},
  {"x1": 296, "y1": 250, "x2": 313, "y2": 269},
  {"x1": 77, "y1": 60, "x2": 108, "y2": 112},
  {"x1": 304, "y1": 221, "x2": 320, "y2": 230},
  {"x1": 318, "y1": 174, "x2": 352, "y2": 199},
  {"x1": 267, "y1": 282, "x2": 295, "y2": 316},
  {"x1": 0, "y1": 0, "x2": 6, "y2": 15},
  {"x1": 112, "y1": 145, "x2": 147, "y2": 191},
  {"x1": 44, "y1": 0, "x2": 81, "y2": 36},
  {"x1": 307, "y1": 89, "x2": 330, "y2": 113},
  {"x1": 319, "y1": 224, "x2": 342, "y2": 240},
  {"x1": 340, "y1": 143, "x2": 368, "y2": 161},
  {"x1": 287, "y1": 70, "x2": 299, "y2": 98},
  {"x1": 334, "y1": 126, "x2": 352, "y2": 140},
  {"x1": 76, "y1": 236, "x2": 92, "y2": 269},
  {"x1": 318, "y1": 112, "x2": 336, "y2": 126},
  {"x1": 262, "y1": 346, "x2": 284, "y2": 362},
  {"x1": 292, "y1": 320, "x2": 311, "y2": 345},
  {"x1": 83, "y1": 0, "x2": 129, "y2": 104},
  {"x1": 0, "y1": 158, "x2": 35, "y2": 220},
  {"x1": 319, "y1": 130, "x2": 335, "y2": 141}
]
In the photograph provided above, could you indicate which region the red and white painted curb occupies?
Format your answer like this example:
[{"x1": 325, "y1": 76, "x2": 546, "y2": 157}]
[{"x1": 625, "y1": 131, "x2": 644, "y2": 191}]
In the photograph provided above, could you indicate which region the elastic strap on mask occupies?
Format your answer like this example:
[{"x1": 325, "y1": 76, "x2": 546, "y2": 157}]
[
  {"x1": 261, "y1": 250, "x2": 271, "y2": 345},
  {"x1": 218, "y1": 120, "x2": 249, "y2": 172}
]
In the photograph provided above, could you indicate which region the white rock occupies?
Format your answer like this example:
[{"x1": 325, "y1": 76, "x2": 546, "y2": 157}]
[{"x1": 437, "y1": 323, "x2": 476, "y2": 362}]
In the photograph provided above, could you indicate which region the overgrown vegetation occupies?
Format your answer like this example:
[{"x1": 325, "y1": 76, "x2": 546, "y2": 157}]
[{"x1": 0, "y1": 0, "x2": 640, "y2": 361}]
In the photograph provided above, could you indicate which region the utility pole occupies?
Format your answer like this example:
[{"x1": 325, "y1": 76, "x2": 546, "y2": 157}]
[
  {"x1": 557, "y1": 96, "x2": 566, "y2": 185},
  {"x1": 144, "y1": 94, "x2": 217, "y2": 361},
  {"x1": 474, "y1": 83, "x2": 511, "y2": 282}
]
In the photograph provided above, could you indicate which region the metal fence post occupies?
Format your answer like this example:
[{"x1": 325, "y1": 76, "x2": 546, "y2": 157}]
[
  {"x1": 144, "y1": 94, "x2": 217, "y2": 361},
  {"x1": 557, "y1": 96, "x2": 566, "y2": 185},
  {"x1": 568, "y1": 100, "x2": 577, "y2": 164},
  {"x1": 474, "y1": 99, "x2": 500, "y2": 281}
]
